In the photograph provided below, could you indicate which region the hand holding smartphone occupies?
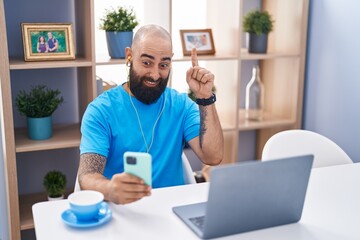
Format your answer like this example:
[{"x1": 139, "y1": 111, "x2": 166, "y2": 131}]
[{"x1": 123, "y1": 151, "x2": 152, "y2": 186}]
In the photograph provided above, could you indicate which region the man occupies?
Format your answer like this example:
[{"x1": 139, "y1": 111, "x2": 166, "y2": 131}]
[
  {"x1": 47, "y1": 32, "x2": 58, "y2": 52},
  {"x1": 78, "y1": 24, "x2": 224, "y2": 204}
]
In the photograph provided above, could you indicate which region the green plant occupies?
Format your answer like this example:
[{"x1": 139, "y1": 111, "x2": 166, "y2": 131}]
[
  {"x1": 243, "y1": 10, "x2": 274, "y2": 35},
  {"x1": 43, "y1": 170, "x2": 67, "y2": 198},
  {"x1": 99, "y1": 6, "x2": 139, "y2": 32},
  {"x1": 15, "y1": 85, "x2": 64, "y2": 118}
]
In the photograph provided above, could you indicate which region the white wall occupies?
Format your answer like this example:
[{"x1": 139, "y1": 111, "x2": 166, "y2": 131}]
[{"x1": 304, "y1": 0, "x2": 360, "y2": 163}]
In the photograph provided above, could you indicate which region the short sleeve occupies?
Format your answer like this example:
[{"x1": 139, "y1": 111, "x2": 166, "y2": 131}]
[{"x1": 80, "y1": 103, "x2": 111, "y2": 157}]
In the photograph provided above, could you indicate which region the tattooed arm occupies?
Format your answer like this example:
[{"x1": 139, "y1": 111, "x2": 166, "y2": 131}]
[
  {"x1": 187, "y1": 104, "x2": 224, "y2": 166},
  {"x1": 78, "y1": 153, "x2": 151, "y2": 204},
  {"x1": 186, "y1": 49, "x2": 224, "y2": 166}
]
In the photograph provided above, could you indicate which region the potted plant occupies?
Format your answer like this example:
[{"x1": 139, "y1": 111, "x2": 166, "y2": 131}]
[
  {"x1": 43, "y1": 170, "x2": 67, "y2": 201},
  {"x1": 243, "y1": 10, "x2": 274, "y2": 53},
  {"x1": 100, "y1": 6, "x2": 139, "y2": 59},
  {"x1": 15, "y1": 85, "x2": 64, "y2": 140}
]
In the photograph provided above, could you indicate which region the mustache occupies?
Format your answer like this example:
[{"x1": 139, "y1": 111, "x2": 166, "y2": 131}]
[{"x1": 141, "y1": 76, "x2": 163, "y2": 83}]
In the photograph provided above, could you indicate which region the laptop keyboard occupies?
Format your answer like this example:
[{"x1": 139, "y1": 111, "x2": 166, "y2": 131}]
[{"x1": 189, "y1": 216, "x2": 205, "y2": 231}]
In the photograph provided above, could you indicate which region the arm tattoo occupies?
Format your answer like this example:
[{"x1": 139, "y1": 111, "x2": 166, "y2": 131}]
[
  {"x1": 199, "y1": 106, "x2": 208, "y2": 148},
  {"x1": 78, "y1": 153, "x2": 106, "y2": 185}
]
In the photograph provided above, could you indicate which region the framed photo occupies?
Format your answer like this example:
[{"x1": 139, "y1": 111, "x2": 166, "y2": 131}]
[
  {"x1": 21, "y1": 23, "x2": 75, "y2": 61},
  {"x1": 180, "y1": 29, "x2": 216, "y2": 56}
]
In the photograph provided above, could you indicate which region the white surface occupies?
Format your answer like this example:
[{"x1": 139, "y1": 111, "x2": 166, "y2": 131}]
[
  {"x1": 182, "y1": 152, "x2": 196, "y2": 184},
  {"x1": 33, "y1": 163, "x2": 360, "y2": 240},
  {"x1": 262, "y1": 130, "x2": 353, "y2": 167}
]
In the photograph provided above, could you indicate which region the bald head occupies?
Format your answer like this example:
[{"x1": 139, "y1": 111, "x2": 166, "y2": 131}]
[
  {"x1": 132, "y1": 24, "x2": 172, "y2": 51},
  {"x1": 124, "y1": 25, "x2": 173, "y2": 104}
]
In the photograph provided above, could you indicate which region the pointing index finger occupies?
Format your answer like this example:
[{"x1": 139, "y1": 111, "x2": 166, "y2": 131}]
[{"x1": 191, "y1": 48, "x2": 199, "y2": 67}]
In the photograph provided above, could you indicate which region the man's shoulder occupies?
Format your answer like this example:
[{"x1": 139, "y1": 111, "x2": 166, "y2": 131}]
[
  {"x1": 88, "y1": 86, "x2": 123, "y2": 108},
  {"x1": 166, "y1": 87, "x2": 188, "y2": 100},
  {"x1": 165, "y1": 87, "x2": 197, "y2": 110}
]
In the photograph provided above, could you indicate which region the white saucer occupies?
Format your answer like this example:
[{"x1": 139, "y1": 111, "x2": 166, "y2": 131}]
[{"x1": 61, "y1": 202, "x2": 112, "y2": 228}]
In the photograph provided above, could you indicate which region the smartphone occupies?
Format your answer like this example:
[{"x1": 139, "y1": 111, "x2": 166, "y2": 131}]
[{"x1": 123, "y1": 151, "x2": 152, "y2": 186}]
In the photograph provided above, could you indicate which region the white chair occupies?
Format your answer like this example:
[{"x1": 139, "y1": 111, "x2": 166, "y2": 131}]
[
  {"x1": 261, "y1": 129, "x2": 353, "y2": 168},
  {"x1": 74, "y1": 152, "x2": 195, "y2": 192},
  {"x1": 181, "y1": 152, "x2": 196, "y2": 184}
]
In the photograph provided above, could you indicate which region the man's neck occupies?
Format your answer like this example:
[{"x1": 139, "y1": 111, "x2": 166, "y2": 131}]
[{"x1": 122, "y1": 82, "x2": 134, "y2": 96}]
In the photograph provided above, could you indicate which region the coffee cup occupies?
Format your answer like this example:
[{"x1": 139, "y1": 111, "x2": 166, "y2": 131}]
[{"x1": 68, "y1": 190, "x2": 106, "y2": 222}]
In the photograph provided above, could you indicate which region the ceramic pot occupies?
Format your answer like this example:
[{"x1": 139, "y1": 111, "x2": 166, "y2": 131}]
[
  {"x1": 27, "y1": 116, "x2": 52, "y2": 140},
  {"x1": 47, "y1": 194, "x2": 64, "y2": 201},
  {"x1": 105, "y1": 31, "x2": 133, "y2": 58},
  {"x1": 248, "y1": 33, "x2": 268, "y2": 53}
]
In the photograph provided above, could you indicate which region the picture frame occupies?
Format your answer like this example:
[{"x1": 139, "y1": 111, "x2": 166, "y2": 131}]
[
  {"x1": 180, "y1": 29, "x2": 216, "y2": 56},
  {"x1": 21, "y1": 23, "x2": 75, "y2": 61}
]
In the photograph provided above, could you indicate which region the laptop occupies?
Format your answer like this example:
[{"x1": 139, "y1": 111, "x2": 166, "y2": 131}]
[{"x1": 172, "y1": 155, "x2": 314, "y2": 239}]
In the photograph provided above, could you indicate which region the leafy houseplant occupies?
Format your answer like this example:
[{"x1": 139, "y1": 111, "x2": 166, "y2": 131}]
[
  {"x1": 16, "y1": 85, "x2": 64, "y2": 118},
  {"x1": 43, "y1": 170, "x2": 67, "y2": 200},
  {"x1": 100, "y1": 6, "x2": 139, "y2": 32},
  {"x1": 100, "y1": 6, "x2": 139, "y2": 58},
  {"x1": 15, "y1": 85, "x2": 64, "y2": 140},
  {"x1": 243, "y1": 10, "x2": 274, "y2": 53}
]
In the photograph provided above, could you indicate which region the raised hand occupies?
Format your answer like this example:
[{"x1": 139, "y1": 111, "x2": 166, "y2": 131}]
[{"x1": 186, "y1": 48, "x2": 214, "y2": 99}]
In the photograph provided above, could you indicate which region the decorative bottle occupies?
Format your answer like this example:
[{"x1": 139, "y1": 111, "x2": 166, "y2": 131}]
[{"x1": 245, "y1": 65, "x2": 265, "y2": 121}]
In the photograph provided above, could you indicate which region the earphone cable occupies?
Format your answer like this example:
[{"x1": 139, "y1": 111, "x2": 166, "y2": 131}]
[{"x1": 126, "y1": 65, "x2": 166, "y2": 153}]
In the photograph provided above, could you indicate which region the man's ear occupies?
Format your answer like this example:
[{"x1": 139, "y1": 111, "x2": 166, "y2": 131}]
[
  {"x1": 125, "y1": 47, "x2": 132, "y2": 59},
  {"x1": 125, "y1": 47, "x2": 132, "y2": 66}
]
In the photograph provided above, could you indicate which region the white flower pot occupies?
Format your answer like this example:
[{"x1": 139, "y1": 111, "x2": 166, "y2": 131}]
[{"x1": 48, "y1": 194, "x2": 64, "y2": 201}]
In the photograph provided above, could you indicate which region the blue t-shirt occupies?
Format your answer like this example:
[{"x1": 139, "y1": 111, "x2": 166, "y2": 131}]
[{"x1": 80, "y1": 85, "x2": 200, "y2": 188}]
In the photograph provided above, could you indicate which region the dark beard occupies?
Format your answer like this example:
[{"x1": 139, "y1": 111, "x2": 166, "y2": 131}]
[{"x1": 129, "y1": 65, "x2": 169, "y2": 105}]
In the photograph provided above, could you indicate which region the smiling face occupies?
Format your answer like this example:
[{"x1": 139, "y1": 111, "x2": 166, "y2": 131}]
[
  {"x1": 38, "y1": 36, "x2": 45, "y2": 43},
  {"x1": 128, "y1": 63, "x2": 170, "y2": 105},
  {"x1": 126, "y1": 25, "x2": 173, "y2": 105}
]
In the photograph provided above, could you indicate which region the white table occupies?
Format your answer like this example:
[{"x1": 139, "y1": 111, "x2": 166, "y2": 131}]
[{"x1": 33, "y1": 163, "x2": 360, "y2": 240}]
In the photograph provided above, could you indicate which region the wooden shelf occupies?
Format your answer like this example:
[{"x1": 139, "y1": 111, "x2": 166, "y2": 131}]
[
  {"x1": 95, "y1": 52, "x2": 299, "y2": 66},
  {"x1": 19, "y1": 189, "x2": 73, "y2": 230},
  {"x1": 238, "y1": 117, "x2": 295, "y2": 131},
  {"x1": 19, "y1": 192, "x2": 47, "y2": 230},
  {"x1": 218, "y1": 113, "x2": 237, "y2": 132},
  {"x1": 15, "y1": 123, "x2": 81, "y2": 153},
  {"x1": 9, "y1": 57, "x2": 92, "y2": 70},
  {"x1": 172, "y1": 54, "x2": 239, "y2": 62},
  {"x1": 238, "y1": 110, "x2": 295, "y2": 131},
  {"x1": 221, "y1": 122, "x2": 237, "y2": 132},
  {"x1": 241, "y1": 52, "x2": 300, "y2": 60},
  {"x1": 96, "y1": 55, "x2": 126, "y2": 65},
  {"x1": 95, "y1": 53, "x2": 239, "y2": 66}
]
